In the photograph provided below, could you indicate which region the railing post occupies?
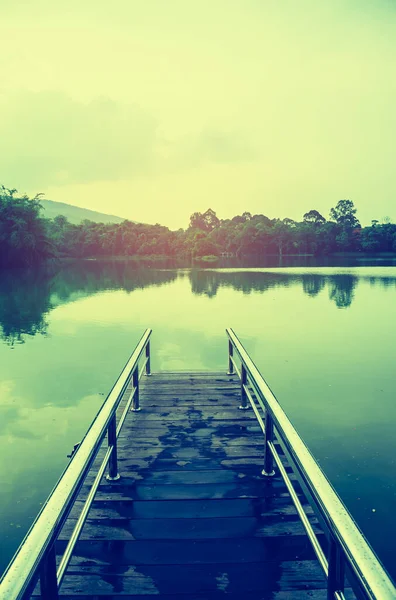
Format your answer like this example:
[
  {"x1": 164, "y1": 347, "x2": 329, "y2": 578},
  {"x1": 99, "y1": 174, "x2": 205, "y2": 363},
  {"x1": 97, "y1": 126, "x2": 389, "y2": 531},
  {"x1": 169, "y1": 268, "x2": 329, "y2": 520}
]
[
  {"x1": 227, "y1": 340, "x2": 234, "y2": 375},
  {"x1": 262, "y1": 413, "x2": 275, "y2": 476},
  {"x1": 106, "y1": 415, "x2": 120, "y2": 481},
  {"x1": 327, "y1": 535, "x2": 345, "y2": 599},
  {"x1": 131, "y1": 366, "x2": 141, "y2": 411},
  {"x1": 145, "y1": 341, "x2": 151, "y2": 376},
  {"x1": 239, "y1": 364, "x2": 249, "y2": 410},
  {"x1": 40, "y1": 544, "x2": 59, "y2": 600}
]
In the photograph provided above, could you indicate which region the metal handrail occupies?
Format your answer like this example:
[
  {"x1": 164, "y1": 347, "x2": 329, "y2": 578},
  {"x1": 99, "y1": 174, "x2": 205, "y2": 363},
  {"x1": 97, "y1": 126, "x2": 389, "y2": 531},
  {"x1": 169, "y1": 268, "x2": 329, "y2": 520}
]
[
  {"x1": 226, "y1": 328, "x2": 396, "y2": 600},
  {"x1": 0, "y1": 328, "x2": 152, "y2": 600}
]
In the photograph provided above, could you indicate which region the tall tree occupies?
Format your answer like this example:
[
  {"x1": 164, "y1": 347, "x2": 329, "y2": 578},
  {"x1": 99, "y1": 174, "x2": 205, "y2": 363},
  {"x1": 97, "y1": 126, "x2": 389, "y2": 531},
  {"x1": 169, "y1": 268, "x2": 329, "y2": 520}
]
[
  {"x1": 303, "y1": 209, "x2": 326, "y2": 224},
  {"x1": 0, "y1": 186, "x2": 55, "y2": 266},
  {"x1": 329, "y1": 200, "x2": 360, "y2": 229},
  {"x1": 189, "y1": 208, "x2": 220, "y2": 232}
]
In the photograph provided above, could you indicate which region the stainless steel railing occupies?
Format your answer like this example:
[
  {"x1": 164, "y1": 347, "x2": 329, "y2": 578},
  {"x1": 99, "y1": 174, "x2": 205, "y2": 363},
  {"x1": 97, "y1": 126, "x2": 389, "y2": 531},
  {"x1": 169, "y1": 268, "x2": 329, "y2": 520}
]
[
  {"x1": 226, "y1": 328, "x2": 396, "y2": 600},
  {"x1": 0, "y1": 328, "x2": 152, "y2": 600}
]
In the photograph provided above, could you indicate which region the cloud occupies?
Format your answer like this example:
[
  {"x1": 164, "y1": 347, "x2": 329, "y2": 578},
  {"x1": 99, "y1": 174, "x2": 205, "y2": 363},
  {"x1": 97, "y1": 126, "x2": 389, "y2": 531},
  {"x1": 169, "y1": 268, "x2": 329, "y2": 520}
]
[
  {"x1": 0, "y1": 90, "x2": 258, "y2": 194},
  {"x1": 175, "y1": 127, "x2": 259, "y2": 168},
  {"x1": 0, "y1": 91, "x2": 158, "y2": 188},
  {"x1": 1, "y1": 0, "x2": 396, "y2": 225}
]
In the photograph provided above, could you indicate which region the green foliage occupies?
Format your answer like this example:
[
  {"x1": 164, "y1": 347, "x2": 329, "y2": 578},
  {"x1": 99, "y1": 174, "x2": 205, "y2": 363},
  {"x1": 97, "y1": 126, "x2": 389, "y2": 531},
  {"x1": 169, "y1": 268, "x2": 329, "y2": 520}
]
[
  {"x1": 330, "y1": 199, "x2": 360, "y2": 229},
  {"x1": 189, "y1": 208, "x2": 221, "y2": 232},
  {"x1": 0, "y1": 186, "x2": 56, "y2": 266},
  {"x1": 303, "y1": 209, "x2": 326, "y2": 224},
  {"x1": 1, "y1": 187, "x2": 396, "y2": 265}
]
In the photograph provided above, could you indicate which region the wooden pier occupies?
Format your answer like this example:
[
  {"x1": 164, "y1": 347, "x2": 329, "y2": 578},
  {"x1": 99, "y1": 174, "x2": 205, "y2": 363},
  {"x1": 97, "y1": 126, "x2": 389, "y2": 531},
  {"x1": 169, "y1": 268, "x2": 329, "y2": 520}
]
[
  {"x1": 3, "y1": 329, "x2": 395, "y2": 600},
  {"x1": 56, "y1": 372, "x2": 337, "y2": 599}
]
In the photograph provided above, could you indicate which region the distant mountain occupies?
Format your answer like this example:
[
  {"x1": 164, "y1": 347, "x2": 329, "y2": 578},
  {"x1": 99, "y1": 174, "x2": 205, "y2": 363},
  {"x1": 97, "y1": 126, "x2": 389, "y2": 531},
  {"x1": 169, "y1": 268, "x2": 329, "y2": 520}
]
[{"x1": 40, "y1": 199, "x2": 128, "y2": 225}]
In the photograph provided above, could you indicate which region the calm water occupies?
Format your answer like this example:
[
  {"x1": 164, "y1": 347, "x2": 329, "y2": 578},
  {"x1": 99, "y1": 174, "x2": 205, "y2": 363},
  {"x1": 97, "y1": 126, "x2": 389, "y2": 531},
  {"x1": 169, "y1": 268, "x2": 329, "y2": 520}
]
[{"x1": 1, "y1": 259, "x2": 396, "y2": 581}]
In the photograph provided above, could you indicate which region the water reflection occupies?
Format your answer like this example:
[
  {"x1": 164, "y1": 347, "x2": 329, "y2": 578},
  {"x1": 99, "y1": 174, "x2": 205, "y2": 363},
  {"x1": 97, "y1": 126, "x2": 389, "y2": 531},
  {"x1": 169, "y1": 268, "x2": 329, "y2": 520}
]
[
  {"x1": 188, "y1": 270, "x2": 359, "y2": 308},
  {"x1": 1, "y1": 262, "x2": 396, "y2": 345},
  {"x1": 1, "y1": 260, "x2": 396, "y2": 580},
  {"x1": 302, "y1": 275, "x2": 326, "y2": 297},
  {"x1": 0, "y1": 261, "x2": 396, "y2": 347},
  {"x1": 328, "y1": 275, "x2": 357, "y2": 308},
  {"x1": 0, "y1": 269, "x2": 52, "y2": 345},
  {"x1": 0, "y1": 263, "x2": 177, "y2": 345}
]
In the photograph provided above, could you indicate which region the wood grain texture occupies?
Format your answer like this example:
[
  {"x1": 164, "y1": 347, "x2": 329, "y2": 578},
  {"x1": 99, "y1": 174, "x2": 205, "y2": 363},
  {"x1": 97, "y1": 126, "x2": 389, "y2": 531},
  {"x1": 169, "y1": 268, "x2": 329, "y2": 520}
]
[{"x1": 42, "y1": 371, "x2": 356, "y2": 599}]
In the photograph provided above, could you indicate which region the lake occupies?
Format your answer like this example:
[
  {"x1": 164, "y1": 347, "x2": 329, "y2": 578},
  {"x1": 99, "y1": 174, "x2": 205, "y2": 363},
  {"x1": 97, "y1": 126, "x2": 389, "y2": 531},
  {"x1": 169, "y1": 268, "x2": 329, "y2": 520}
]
[{"x1": 1, "y1": 258, "x2": 396, "y2": 582}]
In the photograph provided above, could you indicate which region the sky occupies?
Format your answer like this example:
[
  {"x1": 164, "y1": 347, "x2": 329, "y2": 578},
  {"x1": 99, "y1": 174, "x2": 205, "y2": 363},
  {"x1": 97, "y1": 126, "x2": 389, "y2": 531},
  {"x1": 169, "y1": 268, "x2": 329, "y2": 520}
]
[{"x1": 1, "y1": 0, "x2": 396, "y2": 229}]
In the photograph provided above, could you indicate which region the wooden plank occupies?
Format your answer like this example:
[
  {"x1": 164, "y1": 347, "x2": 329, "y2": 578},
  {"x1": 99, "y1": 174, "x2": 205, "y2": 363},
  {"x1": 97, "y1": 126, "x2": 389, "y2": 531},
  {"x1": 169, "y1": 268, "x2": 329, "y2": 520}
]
[
  {"x1": 148, "y1": 371, "x2": 236, "y2": 376},
  {"x1": 115, "y1": 461, "x2": 272, "y2": 474},
  {"x1": 53, "y1": 592, "x2": 356, "y2": 600},
  {"x1": 139, "y1": 379, "x2": 241, "y2": 385},
  {"x1": 118, "y1": 420, "x2": 262, "y2": 430},
  {"x1": 136, "y1": 399, "x2": 240, "y2": 408},
  {"x1": 113, "y1": 445, "x2": 268, "y2": 459},
  {"x1": 137, "y1": 397, "x2": 240, "y2": 405},
  {"x1": 119, "y1": 427, "x2": 264, "y2": 438},
  {"x1": 138, "y1": 389, "x2": 240, "y2": 394},
  {"x1": 97, "y1": 469, "x2": 263, "y2": 484},
  {"x1": 117, "y1": 410, "x2": 258, "y2": 422},
  {"x1": 57, "y1": 560, "x2": 327, "y2": 594},
  {"x1": 139, "y1": 385, "x2": 241, "y2": 391},
  {"x1": 60, "y1": 516, "x2": 321, "y2": 541},
  {"x1": 79, "y1": 479, "x2": 296, "y2": 501},
  {"x1": 78, "y1": 488, "x2": 294, "y2": 503},
  {"x1": 56, "y1": 536, "x2": 320, "y2": 565},
  {"x1": 55, "y1": 370, "x2": 333, "y2": 599},
  {"x1": 122, "y1": 408, "x2": 254, "y2": 417},
  {"x1": 119, "y1": 431, "x2": 263, "y2": 441},
  {"x1": 70, "y1": 497, "x2": 314, "y2": 520},
  {"x1": 140, "y1": 375, "x2": 239, "y2": 380},
  {"x1": 111, "y1": 457, "x2": 290, "y2": 471}
]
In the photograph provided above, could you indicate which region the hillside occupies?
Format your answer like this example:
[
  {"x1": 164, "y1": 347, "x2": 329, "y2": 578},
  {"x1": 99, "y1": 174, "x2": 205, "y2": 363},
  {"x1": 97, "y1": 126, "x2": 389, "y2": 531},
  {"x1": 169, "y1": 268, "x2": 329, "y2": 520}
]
[{"x1": 40, "y1": 199, "x2": 127, "y2": 225}]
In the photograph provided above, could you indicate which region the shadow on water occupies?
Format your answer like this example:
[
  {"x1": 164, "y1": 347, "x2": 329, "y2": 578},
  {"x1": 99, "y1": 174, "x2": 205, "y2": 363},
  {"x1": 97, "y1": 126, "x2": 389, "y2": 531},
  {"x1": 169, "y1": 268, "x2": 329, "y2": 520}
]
[{"x1": 2, "y1": 259, "x2": 396, "y2": 345}]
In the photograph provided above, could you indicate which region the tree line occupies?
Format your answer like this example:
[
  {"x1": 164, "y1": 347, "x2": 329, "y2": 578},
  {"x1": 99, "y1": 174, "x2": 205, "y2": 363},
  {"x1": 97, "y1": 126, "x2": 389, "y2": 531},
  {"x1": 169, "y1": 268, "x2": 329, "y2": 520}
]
[{"x1": 1, "y1": 185, "x2": 396, "y2": 266}]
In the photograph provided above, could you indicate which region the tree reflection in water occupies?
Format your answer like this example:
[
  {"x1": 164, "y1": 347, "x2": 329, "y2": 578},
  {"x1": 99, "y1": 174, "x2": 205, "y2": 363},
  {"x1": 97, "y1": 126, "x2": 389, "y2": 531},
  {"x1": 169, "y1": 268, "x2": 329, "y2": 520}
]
[
  {"x1": 1, "y1": 261, "x2": 395, "y2": 345},
  {"x1": 188, "y1": 269, "x2": 358, "y2": 308},
  {"x1": 0, "y1": 262, "x2": 177, "y2": 345}
]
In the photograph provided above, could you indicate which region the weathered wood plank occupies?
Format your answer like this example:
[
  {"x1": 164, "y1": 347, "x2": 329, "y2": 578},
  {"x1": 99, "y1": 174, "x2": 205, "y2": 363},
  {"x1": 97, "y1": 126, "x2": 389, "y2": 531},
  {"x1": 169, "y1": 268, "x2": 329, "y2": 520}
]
[
  {"x1": 55, "y1": 371, "x2": 334, "y2": 599},
  {"x1": 80, "y1": 480, "x2": 296, "y2": 501},
  {"x1": 78, "y1": 488, "x2": 294, "y2": 503},
  {"x1": 70, "y1": 497, "x2": 314, "y2": 520},
  {"x1": 60, "y1": 516, "x2": 321, "y2": 541},
  {"x1": 53, "y1": 592, "x2": 356, "y2": 600},
  {"x1": 102, "y1": 446, "x2": 269, "y2": 460},
  {"x1": 117, "y1": 433, "x2": 265, "y2": 445},
  {"x1": 99, "y1": 458, "x2": 263, "y2": 472},
  {"x1": 109, "y1": 456, "x2": 290, "y2": 472},
  {"x1": 117, "y1": 409, "x2": 257, "y2": 422},
  {"x1": 56, "y1": 536, "x2": 320, "y2": 565},
  {"x1": 57, "y1": 560, "x2": 327, "y2": 594},
  {"x1": 136, "y1": 399, "x2": 240, "y2": 407},
  {"x1": 93, "y1": 468, "x2": 264, "y2": 484},
  {"x1": 123, "y1": 421, "x2": 265, "y2": 431}
]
